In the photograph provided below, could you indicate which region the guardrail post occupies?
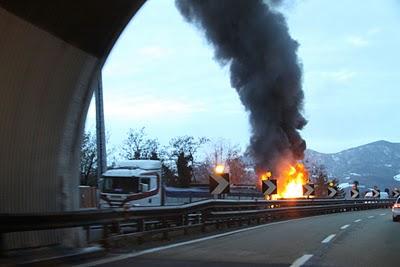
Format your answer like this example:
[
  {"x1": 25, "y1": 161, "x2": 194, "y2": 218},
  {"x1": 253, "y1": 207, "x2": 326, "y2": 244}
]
[
  {"x1": 201, "y1": 210, "x2": 209, "y2": 233},
  {"x1": 183, "y1": 214, "x2": 189, "y2": 235},
  {"x1": 238, "y1": 216, "x2": 243, "y2": 226},
  {"x1": 85, "y1": 226, "x2": 91, "y2": 243},
  {"x1": 102, "y1": 224, "x2": 110, "y2": 250},
  {"x1": 137, "y1": 219, "x2": 144, "y2": 232},
  {"x1": 136, "y1": 219, "x2": 145, "y2": 244},
  {"x1": 162, "y1": 219, "x2": 169, "y2": 240},
  {"x1": 112, "y1": 221, "x2": 121, "y2": 234},
  {"x1": 216, "y1": 219, "x2": 221, "y2": 230}
]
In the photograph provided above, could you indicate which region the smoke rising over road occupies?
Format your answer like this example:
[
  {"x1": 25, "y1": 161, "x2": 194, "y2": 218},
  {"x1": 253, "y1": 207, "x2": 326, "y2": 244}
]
[{"x1": 176, "y1": 0, "x2": 307, "y2": 174}]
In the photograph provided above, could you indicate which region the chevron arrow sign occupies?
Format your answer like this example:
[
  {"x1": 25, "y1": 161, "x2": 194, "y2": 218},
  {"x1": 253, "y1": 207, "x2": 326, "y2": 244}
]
[
  {"x1": 209, "y1": 173, "x2": 230, "y2": 195},
  {"x1": 262, "y1": 179, "x2": 277, "y2": 196},
  {"x1": 351, "y1": 188, "x2": 359, "y2": 199},
  {"x1": 303, "y1": 184, "x2": 315, "y2": 197},
  {"x1": 372, "y1": 189, "x2": 380, "y2": 198},
  {"x1": 328, "y1": 187, "x2": 337, "y2": 198}
]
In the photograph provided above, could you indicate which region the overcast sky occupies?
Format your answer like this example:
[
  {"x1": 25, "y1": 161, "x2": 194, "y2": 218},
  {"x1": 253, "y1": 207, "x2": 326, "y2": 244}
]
[{"x1": 86, "y1": 0, "x2": 400, "y2": 155}]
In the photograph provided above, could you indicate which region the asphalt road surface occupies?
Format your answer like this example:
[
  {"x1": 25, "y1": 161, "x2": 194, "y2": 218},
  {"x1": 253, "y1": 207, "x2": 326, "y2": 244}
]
[{"x1": 78, "y1": 208, "x2": 400, "y2": 267}]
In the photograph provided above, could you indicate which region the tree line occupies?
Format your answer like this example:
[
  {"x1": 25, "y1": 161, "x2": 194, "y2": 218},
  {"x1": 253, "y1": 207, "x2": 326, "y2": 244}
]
[
  {"x1": 80, "y1": 127, "x2": 256, "y2": 188},
  {"x1": 81, "y1": 128, "x2": 345, "y2": 196}
]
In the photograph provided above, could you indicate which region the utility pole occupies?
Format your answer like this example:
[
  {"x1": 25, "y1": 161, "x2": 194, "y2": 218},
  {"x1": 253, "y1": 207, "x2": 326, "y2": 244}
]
[{"x1": 95, "y1": 71, "x2": 107, "y2": 186}]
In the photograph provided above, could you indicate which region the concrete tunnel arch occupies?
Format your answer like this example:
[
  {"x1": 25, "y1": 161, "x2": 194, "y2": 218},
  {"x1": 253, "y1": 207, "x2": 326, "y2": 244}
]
[{"x1": 0, "y1": 0, "x2": 146, "y2": 249}]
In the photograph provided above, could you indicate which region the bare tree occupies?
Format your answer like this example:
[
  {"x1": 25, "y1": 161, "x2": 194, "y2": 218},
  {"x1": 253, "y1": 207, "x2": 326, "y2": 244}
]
[
  {"x1": 121, "y1": 127, "x2": 146, "y2": 160},
  {"x1": 80, "y1": 131, "x2": 97, "y2": 186},
  {"x1": 226, "y1": 157, "x2": 247, "y2": 184},
  {"x1": 167, "y1": 136, "x2": 209, "y2": 186},
  {"x1": 192, "y1": 159, "x2": 213, "y2": 184},
  {"x1": 169, "y1": 136, "x2": 209, "y2": 159},
  {"x1": 121, "y1": 127, "x2": 160, "y2": 160},
  {"x1": 205, "y1": 139, "x2": 251, "y2": 184},
  {"x1": 80, "y1": 129, "x2": 117, "y2": 185},
  {"x1": 142, "y1": 139, "x2": 160, "y2": 160},
  {"x1": 209, "y1": 138, "x2": 241, "y2": 167}
]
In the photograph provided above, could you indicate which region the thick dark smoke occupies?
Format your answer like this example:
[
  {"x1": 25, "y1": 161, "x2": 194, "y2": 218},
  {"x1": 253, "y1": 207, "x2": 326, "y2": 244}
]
[{"x1": 176, "y1": 0, "x2": 307, "y2": 174}]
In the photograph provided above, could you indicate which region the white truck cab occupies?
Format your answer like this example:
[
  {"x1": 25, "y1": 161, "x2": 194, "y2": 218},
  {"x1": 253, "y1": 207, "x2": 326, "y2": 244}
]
[{"x1": 99, "y1": 160, "x2": 162, "y2": 208}]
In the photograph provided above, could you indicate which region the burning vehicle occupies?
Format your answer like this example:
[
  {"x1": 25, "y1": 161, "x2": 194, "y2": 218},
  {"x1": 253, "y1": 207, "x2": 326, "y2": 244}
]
[{"x1": 261, "y1": 161, "x2": 309, "y2": 199}]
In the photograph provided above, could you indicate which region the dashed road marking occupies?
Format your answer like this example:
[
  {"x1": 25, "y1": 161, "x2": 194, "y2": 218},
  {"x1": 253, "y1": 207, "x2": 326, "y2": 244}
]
[
  {"x1": 380, "y1": 213, "x2": 386, "y2": 216},
  {"x1": 290, "y1": 254, "x2": 313, "y2": 267},
  {"x1": 321, "y1": 234, "x2": 336, "y2": 243},
  {"x1": 368, "y1": 215, "x2": 375, "y2": 219},
  {"x1": 72, "y1": 216, "x2": 319, "y2": 267},
  {"x1": 340, "y1": 224, "x2": 350, "y2": 230},
  {"x1": 354, "y1": 219, "x2": 362, "y2": 222}
]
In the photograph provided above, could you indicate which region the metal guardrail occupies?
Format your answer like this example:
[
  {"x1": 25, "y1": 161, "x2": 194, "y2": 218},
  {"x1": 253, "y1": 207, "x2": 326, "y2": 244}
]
[{"x1": 0, "y1": 198, "x2": 395, "y2": 252}]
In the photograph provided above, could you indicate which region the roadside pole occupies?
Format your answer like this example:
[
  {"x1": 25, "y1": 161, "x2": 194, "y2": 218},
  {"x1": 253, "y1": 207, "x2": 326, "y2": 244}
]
[{"x1": 95, "y1": 71, "x2": 107, "y2": 207}]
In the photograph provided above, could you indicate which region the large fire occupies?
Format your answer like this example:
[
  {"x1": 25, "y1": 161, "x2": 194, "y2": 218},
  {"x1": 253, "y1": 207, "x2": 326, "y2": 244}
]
[
  {"x1": 280, "y1": 163, "x2": 307, "y2": 198},
  {"x1": 262, "y1": 162, "x2": 308, "y2": 199}
]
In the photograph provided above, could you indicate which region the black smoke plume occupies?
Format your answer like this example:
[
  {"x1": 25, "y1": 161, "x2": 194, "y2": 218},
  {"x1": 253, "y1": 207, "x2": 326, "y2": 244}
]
[{"x1": 176, "y1": 0, "x2": 307, "y2": 174}]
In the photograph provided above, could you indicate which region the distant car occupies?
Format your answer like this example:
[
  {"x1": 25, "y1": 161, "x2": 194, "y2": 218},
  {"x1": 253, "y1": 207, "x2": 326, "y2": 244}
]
[
  {"x1": 380, "y1": 192, "x2": 389, "y2": 199},
  {"x1": 392, "y1": 196, "x2": 400, "y2": 222},
  {"x1": 364, "y1": 191, "x2": 388, "y2": 199},
  {"x1": 365, "y1": 192, "x2": 373, "y2": 198}
]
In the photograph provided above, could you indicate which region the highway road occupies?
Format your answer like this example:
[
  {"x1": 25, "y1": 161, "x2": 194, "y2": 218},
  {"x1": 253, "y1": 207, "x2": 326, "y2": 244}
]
[{"x1": 78, "y1": 208, "x2": 399, "y2": 267}]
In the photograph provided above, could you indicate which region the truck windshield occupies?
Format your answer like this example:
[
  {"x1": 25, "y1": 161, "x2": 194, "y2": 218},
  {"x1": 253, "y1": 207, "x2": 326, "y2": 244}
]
[{"x1": 102, "y1": 177, "x2": 139, "y2": 194}]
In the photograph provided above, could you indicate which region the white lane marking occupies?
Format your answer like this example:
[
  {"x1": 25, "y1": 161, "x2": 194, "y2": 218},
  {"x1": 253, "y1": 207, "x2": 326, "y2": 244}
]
[
  {"x1": 380, "y1": 213, "x2": 386, "y2": 216},
  {"x1": 340, "y1": 224, "x2": 350, "y2": 230},
  {"x1": 290, "y1": 254, "x2": 313, "y2": 267},
  {"x1": 73, "y1": 216, "x2": 317, "y2": 267},
  {"x1": 368, "y1": 215, "x2": 375, "y2": 219},
  {"x1": 321, "y1": 234, "x2": 336, "y2": 243},
  {"x1": 354, "y1": 219, "x2": 362, "y2": 223}
]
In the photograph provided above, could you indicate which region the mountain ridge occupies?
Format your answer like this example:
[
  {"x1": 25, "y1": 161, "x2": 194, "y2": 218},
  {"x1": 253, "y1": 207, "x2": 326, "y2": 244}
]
[{"x1": 304, "y1": 140, "x2": 400, "y2": 189}]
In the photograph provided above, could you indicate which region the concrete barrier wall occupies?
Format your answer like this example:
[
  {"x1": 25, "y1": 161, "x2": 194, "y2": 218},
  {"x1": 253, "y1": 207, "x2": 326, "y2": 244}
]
[
  {"x1": 0, "y1": 0, "x2": 145, "y2": 250},
  {"x1": 0, "y1": 7, "x2": 98, "y2": 249}
]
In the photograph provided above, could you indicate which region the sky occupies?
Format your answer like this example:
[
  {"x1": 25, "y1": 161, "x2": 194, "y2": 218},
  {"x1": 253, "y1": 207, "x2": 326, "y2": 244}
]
[{"x1": 86, "y1": 0, "x2": 400, "y2": 155}]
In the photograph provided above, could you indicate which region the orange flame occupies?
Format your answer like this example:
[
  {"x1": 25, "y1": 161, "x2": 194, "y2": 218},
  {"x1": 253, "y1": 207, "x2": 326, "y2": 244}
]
[
  {"x1": 280, "y1": 162, "x2": 308, "y2": 198},
  {"x1": 261, "y1": 171, "x2": 272, "y2": 181},
  {"x1": 260, "y1": 162, "x2": 308, "y2": 199}
]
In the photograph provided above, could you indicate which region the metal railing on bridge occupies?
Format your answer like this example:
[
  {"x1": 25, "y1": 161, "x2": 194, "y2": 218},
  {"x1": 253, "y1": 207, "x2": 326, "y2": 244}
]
[{"x1": 0, "y1": 198, "x2": 395, "y2": 253}]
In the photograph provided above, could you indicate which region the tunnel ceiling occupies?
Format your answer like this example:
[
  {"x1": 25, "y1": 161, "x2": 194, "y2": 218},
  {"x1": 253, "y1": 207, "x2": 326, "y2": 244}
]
[{"x1": 0, "y1": 0, "x2": 145, "y2": 58}]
